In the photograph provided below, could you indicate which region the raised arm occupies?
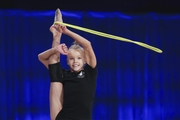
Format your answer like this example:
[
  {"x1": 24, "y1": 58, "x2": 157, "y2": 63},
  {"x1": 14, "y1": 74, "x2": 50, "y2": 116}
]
[
  {"x1": 38, "y1": 44, "x2": 68, "y2": 69},
  {"x1": 61, "y1": 26, "x2": 97, "y2": 68}
]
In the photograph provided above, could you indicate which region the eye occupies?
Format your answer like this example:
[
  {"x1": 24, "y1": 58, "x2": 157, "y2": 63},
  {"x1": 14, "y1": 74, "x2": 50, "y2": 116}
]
[
  {"x1": 78, "y1": 57, "x2": 82, "y2": 59},
  {"x1": 69, "y1": 58, "x2": 74, "y2": 60}
]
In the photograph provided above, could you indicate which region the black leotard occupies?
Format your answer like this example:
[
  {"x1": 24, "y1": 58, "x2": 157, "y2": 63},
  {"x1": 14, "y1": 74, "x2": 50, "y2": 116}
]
[{"x1": 49, "y1": 62, "x2": 98, "y2": 120}]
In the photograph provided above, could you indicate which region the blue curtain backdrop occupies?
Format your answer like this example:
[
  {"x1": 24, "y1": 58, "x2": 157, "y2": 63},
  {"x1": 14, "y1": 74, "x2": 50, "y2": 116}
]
[{"x1": 0, "y1": 10, "x2": 180, "y2": 120}]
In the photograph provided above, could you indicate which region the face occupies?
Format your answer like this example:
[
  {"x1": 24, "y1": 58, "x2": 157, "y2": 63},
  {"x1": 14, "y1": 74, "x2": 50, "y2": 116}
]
[{"x1": 67, "y1": 49, "x2": 85, "y2": 72}]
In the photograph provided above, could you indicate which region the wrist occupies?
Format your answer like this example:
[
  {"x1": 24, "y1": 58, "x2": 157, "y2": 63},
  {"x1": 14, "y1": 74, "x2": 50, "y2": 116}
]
[{"x1": 64, "y1": 29, "x2": 71, "y2": 35}]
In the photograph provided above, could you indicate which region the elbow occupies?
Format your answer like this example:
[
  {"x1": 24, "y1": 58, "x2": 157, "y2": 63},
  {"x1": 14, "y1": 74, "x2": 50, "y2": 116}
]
[
  {"x1": 87, "y1": 41, "x2": 91, "y2": 45},
  {"x1": 85, "y1": 41, "x2": 91, "y2": 48},
  {"x1": 38, "y1": 54, "x2": 43, "y2": 62}
]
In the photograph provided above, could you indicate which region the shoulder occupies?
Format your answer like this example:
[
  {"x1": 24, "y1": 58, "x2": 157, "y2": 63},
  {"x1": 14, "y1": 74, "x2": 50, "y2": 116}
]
[{"x1": 84, "y1": 63, "x2": 98, "y2": 76}]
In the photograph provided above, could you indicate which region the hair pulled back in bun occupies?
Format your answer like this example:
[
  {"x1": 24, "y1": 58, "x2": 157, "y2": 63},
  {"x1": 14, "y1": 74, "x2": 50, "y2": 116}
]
[{"x1": 69, "y1": 41, "x2": 84, "y2": 54}]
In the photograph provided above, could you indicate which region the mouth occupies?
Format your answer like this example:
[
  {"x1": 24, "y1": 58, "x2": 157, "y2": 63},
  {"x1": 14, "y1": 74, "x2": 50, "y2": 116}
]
[
  {"x1": 73, "y1": 64, "x2": 79, "y2": 67},
  {"x1": 73, "y1": 64, "x2": 78, "y2": 66}
]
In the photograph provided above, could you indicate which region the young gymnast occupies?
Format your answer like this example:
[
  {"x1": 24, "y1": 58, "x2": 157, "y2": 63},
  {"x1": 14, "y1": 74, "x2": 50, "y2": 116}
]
[{"x1": 38, "y1": 9, "x2": 98, "y2": 120}]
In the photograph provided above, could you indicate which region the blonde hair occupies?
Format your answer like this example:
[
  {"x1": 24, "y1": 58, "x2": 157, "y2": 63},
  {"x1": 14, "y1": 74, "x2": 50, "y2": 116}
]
[{"x1": 69, "y1": 41, "x2": 84, "y2": 54}]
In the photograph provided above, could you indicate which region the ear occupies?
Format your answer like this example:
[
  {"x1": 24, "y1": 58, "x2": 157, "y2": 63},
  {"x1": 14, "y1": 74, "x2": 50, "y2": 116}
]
[{"x1": 83, "y1": 58, "x2": 86, "y2": 64}]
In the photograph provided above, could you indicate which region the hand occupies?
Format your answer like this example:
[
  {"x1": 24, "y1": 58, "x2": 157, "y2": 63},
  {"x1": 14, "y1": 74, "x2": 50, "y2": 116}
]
[
  {"x1": 55, "y1": 44, "x2": 68, "y2": 55},
  {"x1": 58, "y1": 25, "x2": 69, "y2": 34},
  {"x1": 49, "y1": 24, "x2": 63, "y2": 36}
]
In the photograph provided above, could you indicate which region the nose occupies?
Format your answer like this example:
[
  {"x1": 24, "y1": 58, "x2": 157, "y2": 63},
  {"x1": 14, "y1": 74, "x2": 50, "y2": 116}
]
[{"x1": 74, "y1": 58, "x2": 78, "y2": 63}]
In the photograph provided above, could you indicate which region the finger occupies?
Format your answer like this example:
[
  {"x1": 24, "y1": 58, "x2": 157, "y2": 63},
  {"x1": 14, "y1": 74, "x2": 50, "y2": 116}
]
[
  {"x1": 63, "y1": 47, "x2": 68, "y2": 52},
  {"x1": 62, "y1": 45, "x2": 68, "y2": 49},
  {"x1": 61, "y1": 43, "x2": 66, "y2": 46},
  {"x1": 58, "y1": 26, "x2": 62, "y2": 30},
  {"x1": 53, "y1": 24, "x2": 59, "y2": 28}
]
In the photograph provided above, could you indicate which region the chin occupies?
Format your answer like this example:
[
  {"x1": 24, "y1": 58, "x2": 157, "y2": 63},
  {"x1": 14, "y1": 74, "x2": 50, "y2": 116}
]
[{"x1": 72, "y1": 68, "x2": 83, "y2": 72}]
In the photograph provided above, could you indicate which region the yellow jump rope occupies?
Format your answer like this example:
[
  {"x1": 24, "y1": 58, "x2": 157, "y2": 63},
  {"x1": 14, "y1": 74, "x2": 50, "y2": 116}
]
[{"x1": 54, "y1": 21, "x2": 163, "y2": 53}]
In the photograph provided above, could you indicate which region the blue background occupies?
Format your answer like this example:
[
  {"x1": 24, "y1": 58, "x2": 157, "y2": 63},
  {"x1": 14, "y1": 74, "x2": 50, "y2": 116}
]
[{"x1": 0, "y1": 10, "x2": 180, "y2": 120}]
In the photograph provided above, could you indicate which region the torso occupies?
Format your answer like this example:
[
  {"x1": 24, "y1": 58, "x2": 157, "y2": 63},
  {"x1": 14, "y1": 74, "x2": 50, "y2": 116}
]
[{"x1": 58, "y1": 64, "x2": 98, "y2": 120}]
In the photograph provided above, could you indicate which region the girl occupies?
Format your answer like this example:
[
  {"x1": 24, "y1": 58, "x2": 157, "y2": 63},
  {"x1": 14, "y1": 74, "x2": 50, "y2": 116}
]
[{"x1": 38, "y1": 9, "x2": 98, "y2": 120}]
